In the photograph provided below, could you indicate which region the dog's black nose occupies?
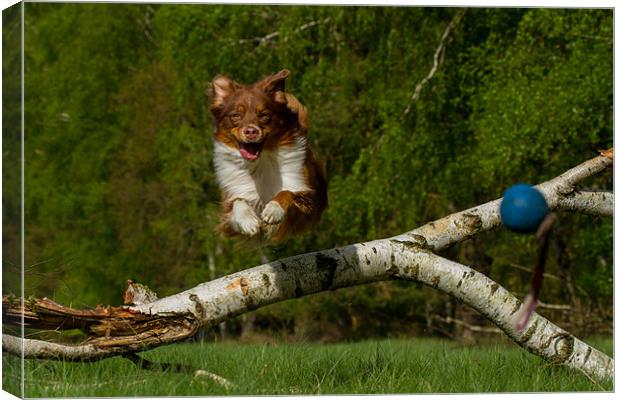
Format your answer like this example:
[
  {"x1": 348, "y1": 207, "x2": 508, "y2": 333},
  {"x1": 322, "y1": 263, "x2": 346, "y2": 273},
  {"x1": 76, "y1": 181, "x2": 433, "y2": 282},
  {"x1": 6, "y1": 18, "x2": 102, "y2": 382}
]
[{"x1": 243, "y1": 126, "x2": 259, "y2": 139}]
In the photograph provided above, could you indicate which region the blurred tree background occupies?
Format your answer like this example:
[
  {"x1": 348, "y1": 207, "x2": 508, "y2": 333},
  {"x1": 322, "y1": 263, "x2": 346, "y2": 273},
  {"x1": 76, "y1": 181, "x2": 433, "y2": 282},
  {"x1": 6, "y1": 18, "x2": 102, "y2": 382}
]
[{"x1": 4, "y1": 5, "x2": 612, "y2": 343}]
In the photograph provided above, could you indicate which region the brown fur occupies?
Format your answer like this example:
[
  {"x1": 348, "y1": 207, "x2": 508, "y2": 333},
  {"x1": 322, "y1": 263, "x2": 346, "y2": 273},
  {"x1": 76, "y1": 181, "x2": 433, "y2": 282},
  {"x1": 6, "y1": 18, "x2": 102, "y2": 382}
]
[{"x1": 210, "y1": 69, "x2": 327, "y2": 242}]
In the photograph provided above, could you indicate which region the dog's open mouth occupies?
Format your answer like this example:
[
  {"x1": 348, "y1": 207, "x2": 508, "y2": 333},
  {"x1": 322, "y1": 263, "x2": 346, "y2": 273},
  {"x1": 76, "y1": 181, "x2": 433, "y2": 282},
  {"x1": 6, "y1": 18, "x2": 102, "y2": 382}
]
[{"x1": 239, "y1": 142, "x2": 263, "y2": 161}]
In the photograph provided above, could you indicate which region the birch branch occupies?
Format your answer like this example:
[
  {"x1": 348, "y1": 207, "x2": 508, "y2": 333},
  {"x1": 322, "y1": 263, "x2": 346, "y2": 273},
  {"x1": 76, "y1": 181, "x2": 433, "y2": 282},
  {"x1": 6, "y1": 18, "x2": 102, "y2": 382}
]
[
  {"x1": 238, "y1": 17, "x2": 330, "y2": 45},
  {"x1": 3, "y1": 334, "x2": 118, "y2": 362},
  {"x1": 507, "y1": 262, "x2": 562, "y2": 282},
  {"x1": 433, "y1": 315, "x2": 502, "y2": 334},
  {"x1": 403, "y1": 8, "x2": 467, "y2": 115},
  {"x1": 537, "y1": 301, "x2": 571, "y2": 311},
  {"x1": 396, "y1": 251, "x2": 613, "y2": 381},
  {"x1": 3, "y1": 150, "x2": 613, "y2": 382},
  {"x1": 505, "y1": 262, "x2": 589, "y2": 297},
  {"x1": 393, "y1": 148, "x2": 613, "y2": 251},
  {"x1": 556, "y1": 191, "x2": 613, "y2": 217}
]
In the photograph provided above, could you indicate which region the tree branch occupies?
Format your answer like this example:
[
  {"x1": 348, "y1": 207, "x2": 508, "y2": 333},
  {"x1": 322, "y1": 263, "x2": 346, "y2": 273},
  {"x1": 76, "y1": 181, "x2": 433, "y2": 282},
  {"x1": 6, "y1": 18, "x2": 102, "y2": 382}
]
[
  {"x1": 3, "y1": 149, "x2": 613, "y2": 382},
  {"x1": 393, "y1": 148, "x2": 613, "y2": 251},
  {"x1": 433, "y1": 315, "x2": 502, "y2": 334},
  {"x1": 403, "y1": 8, "x2": 467, "y2": 115},
  {"x1": 238, "y1": 17, "x2": 331, "y2": 45},
  {"x1": 3, "y1": 334, "x2": 118, "y2": 361},
  {"x1": 2, "y1": 295, "x2": 199, "y2": 359},
  {"x1": 398, "y1": 251, "x2": 612, "y2": 381},
  {"x1": 537, "y1": 301, "x2": 571, "y2": 311},
  {"x1": 556, "y1": 191, "x2": 613, "y2": 217}
]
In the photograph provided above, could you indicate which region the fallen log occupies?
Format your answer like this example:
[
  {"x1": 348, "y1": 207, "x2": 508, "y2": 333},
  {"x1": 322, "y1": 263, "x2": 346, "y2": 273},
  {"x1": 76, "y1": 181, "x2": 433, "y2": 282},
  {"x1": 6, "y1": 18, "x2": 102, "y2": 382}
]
[{"x1": 2, "y1": 149, "x2": 614, "y2": 382}]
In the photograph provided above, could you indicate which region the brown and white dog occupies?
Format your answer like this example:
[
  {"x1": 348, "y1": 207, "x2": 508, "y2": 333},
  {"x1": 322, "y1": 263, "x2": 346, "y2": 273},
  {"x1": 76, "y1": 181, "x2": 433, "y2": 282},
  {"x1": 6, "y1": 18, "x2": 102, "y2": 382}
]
[{"x1": 209, "y1": 69, "x2": 327, "y2": 242}]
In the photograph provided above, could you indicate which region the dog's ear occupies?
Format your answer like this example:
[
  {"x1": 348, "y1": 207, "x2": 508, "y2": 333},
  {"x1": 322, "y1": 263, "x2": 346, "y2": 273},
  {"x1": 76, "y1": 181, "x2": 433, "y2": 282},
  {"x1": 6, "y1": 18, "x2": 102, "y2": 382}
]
[
  {"x1": 258, "y1": 69, "x2": 290, "y2": 102},
  {"x1": 210, "y1": 75, "x2": 240, "y2": 109}
]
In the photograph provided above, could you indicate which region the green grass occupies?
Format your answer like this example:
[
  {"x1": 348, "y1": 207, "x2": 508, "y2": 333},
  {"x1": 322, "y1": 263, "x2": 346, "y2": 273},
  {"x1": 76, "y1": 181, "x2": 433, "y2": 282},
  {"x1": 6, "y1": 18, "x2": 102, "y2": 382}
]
[{"x1": 3, "y1": 337, "x2": 613, "y2": 397}]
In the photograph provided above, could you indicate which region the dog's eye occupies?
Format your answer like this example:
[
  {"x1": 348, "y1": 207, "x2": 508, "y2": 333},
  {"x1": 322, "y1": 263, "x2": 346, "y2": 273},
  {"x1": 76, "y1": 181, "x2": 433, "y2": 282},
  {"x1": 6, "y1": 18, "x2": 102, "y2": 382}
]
[
  {"x1": 258, "y1": 112, "x2": 271, "y2": 124},
  {"x1": 229, "y1": 112, "x2": 242, "y2": 121}
]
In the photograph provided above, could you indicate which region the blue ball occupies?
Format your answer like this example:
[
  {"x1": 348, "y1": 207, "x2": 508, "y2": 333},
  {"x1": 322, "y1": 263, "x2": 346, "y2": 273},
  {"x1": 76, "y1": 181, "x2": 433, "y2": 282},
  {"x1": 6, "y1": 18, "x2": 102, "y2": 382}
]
[{"x1": 500, "y1": 183, "x2": 549, "y2": 233}]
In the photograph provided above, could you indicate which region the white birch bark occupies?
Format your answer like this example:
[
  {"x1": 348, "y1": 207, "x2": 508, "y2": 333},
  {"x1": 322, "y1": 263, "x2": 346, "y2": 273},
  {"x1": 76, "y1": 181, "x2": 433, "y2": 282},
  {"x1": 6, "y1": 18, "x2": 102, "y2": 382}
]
[
  {"x1": 3, "y1": 150, "x2": 613, "y2": 382},
  {"x1": 3, "y1": 335, "x2": 115, "y2": 361},
  {"x1": 556, "y1": 191, "x2": 613, "y2": 217}
]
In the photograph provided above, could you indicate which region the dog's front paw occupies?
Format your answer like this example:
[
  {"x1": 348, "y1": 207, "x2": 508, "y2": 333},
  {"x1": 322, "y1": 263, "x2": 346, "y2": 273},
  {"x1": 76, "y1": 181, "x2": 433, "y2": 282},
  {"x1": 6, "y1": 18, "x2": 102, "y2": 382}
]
[
  {"x1": 234, "y1": 216, "x2": 261, "y2": 236},
  {"x1": 231, "y1": 201, "x2": 261, "y2": 236},
  {"x1": 261, "y1": 201, "x2": 286, "y2": 225}
]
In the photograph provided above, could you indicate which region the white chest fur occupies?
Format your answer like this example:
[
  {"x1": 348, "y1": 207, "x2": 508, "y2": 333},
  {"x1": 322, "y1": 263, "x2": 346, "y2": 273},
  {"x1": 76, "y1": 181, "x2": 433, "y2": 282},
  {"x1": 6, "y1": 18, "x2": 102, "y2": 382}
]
[{"x1": 213, "y1": 134, "x2": 310, "y2": 210}]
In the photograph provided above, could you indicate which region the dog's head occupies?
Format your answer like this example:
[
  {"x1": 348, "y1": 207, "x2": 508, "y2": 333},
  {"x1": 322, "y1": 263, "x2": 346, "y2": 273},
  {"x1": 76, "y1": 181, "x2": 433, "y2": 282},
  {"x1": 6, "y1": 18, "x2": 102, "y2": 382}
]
[{"x1": 210, "y1": 69, "x2": 300, "y2": 161}]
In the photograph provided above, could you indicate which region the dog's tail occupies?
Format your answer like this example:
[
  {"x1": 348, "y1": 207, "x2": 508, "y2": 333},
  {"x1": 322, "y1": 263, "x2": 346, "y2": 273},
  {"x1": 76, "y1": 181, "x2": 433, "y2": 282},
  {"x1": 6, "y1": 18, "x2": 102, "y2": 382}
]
[{"x1": 285, "y1": 93, "x2": 308, "y2": 131}]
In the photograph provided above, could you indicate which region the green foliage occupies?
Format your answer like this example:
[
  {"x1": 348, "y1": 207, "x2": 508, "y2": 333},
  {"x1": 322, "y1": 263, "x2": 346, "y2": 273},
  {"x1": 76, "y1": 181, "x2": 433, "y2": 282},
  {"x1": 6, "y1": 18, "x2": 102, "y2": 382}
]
[
  {"x1": 2, "y1": 4, "x2": 23, "y2": 296},
  {"x1": 12, "y1": 5, "x2": 612, "y2": 336},
  {"x1": 468, "y1": 9, "x2": 612, "y2": 193}
]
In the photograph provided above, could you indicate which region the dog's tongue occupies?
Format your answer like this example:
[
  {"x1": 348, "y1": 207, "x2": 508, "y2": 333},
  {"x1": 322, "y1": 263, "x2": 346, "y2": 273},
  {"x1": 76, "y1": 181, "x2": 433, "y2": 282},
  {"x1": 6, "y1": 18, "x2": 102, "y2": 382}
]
[{"x1": 239, "y1": 143, "x2": 261, "y2": 161}]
